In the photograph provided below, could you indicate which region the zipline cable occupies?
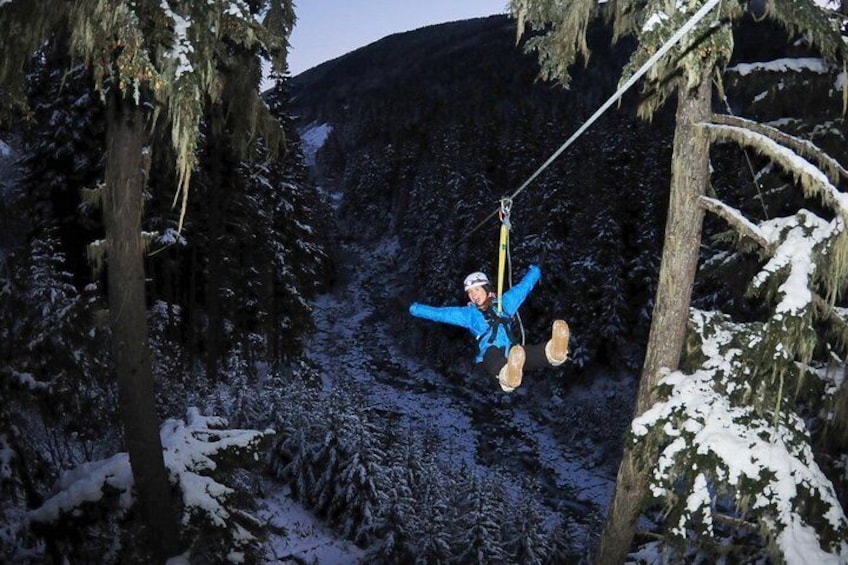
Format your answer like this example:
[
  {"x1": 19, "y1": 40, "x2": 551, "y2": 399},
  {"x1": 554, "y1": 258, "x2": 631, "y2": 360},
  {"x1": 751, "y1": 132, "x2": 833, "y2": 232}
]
[{"x1": 461, "y1": 0, "x2": 725, "y2": 240}]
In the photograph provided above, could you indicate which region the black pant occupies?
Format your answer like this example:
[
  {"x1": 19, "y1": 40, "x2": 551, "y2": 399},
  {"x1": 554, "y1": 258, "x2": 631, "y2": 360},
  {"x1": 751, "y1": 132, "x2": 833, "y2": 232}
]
[{"x1": 481, "y1": 343, "x2": 551, "y2": 378}]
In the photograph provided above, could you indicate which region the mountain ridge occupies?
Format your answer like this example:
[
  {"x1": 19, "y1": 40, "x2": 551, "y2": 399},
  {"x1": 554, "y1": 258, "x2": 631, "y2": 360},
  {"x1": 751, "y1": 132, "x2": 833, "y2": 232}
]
[{"x1": 287, "y1": 13, "x2": 847, "y2": 375}]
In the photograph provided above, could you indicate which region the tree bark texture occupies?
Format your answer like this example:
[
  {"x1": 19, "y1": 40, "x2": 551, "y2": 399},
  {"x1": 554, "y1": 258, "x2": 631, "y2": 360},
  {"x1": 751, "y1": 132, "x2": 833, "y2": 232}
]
[
  {"x1": 204, "y1": 126, "x2": 226, "y2": 382},
  {"x1": 104, "y1": 99, "x2": 182, "y2": 559},
  {"x1": 594, "y1": 74, "x2": 712, "y2": 565}
]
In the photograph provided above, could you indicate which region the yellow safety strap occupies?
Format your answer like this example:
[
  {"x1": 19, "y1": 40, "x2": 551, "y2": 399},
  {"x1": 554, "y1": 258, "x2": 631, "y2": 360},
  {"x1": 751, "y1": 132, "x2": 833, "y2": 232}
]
[{"x1": 496, "y1": 198, "x2": 512, "y2": 315}]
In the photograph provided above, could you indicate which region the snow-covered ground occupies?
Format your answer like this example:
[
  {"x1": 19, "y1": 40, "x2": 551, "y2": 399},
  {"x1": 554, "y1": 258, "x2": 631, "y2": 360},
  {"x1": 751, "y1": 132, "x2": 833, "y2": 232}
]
[
  {"x1": 253, "y1": 122, "x2": 631, "y2": 561},
  {"x1": 300, "y1": 123, "x2": 333, "y2": 168},
  {"x1": 290, "y1": 232, "x2": 626, "y2": 557},
  {"x1": 257, "y1": 478, "x2": 365, "y2": 564}
]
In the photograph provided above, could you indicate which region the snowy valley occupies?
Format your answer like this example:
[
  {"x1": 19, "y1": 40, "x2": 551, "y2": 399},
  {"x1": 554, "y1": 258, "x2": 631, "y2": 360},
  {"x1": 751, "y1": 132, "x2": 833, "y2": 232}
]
[{"x1": 2, "y1": 4, "x2": 848, "y2": 565}]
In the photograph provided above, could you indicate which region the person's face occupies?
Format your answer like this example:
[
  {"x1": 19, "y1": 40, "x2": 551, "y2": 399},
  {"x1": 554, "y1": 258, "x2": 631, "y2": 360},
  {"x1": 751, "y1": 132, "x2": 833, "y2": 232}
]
[{"x1": 467, "y1": 285, "x2": 488, "y2": 307}]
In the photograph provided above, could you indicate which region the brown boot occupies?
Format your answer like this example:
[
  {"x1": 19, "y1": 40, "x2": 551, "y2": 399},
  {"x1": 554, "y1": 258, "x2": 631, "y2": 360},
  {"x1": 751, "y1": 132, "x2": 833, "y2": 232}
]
[
  {"x1": 498, "y1": 345, "x2": 525, "y2": 391},
  {"x1": 545, "y1": 320, "x2": 570, "y2": 366}
]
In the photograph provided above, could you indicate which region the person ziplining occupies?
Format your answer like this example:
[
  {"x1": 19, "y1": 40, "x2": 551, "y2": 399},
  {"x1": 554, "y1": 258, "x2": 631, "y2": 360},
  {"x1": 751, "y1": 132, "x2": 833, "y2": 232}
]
[
  {"x1": 409, "y1": 266, "x2": 570, "y2": 392},
  {"x1": 408, "y1": 198, "x2": 570, "y2": 392},
  {"x1": 407, "y1": 0, "x2": 729, "y2": 392}
]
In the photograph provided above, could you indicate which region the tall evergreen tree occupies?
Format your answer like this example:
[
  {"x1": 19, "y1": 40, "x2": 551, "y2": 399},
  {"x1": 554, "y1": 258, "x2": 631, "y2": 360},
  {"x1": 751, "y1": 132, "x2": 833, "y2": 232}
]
[
  {"x1": 368, "y1": 429, "x2": 425, "y2": 564},
  {"x1": 0, "y1": 1, "x2": 294, "y2": 558},
  {"x1": 455, "y1": 472, "x2": 509, "y2": 564},
  {"x1": 335, "y1": 421, "x2": 387, "y2": 545},
  {"x1": 509, "y1": 0, "x2": 848, "y2": 562},
  {"x1": 412, "y1": 464, "x2": 453, "y2": 565},
  {"x1": 508, "y1": 478, "x2": 551, "y2": 564}
]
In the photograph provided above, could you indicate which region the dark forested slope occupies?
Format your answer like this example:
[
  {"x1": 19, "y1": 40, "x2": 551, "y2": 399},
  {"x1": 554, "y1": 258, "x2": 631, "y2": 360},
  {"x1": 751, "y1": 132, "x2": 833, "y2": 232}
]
[
  {"x1": 290, "y1": 14, "x2": 847, "y2": 379},
  {"x1": 292, "y1": 15, "x2": 671, "y2": 375}
]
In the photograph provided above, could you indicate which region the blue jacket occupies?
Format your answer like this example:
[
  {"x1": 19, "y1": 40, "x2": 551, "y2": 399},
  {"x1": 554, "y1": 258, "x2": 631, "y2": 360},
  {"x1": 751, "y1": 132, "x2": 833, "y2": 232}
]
[{"x1": 409, "y1": 265, "x2": 541, "y2": 362}]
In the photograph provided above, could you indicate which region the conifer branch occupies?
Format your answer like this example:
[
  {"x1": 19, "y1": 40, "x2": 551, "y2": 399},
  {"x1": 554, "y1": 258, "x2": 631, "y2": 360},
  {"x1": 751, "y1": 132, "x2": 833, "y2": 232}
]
[
  {"x1": 699, "y1": 196, "x2": 770, "y2": 249},
  {"x1": 703, "y1": 195, "x2": 848, "y2": 346},
  {"x1": 710, "y1": 113, "x2": 848, "y2": 183},
  {"x1": 703, "y1": 122, "x2": 848, "y2": 220}
]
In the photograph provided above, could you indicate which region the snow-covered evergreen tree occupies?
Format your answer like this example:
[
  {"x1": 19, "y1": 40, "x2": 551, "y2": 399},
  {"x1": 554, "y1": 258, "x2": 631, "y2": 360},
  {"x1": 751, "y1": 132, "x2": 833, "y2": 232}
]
[
  {"x1": 510, "y1": 0, "x2": 848, "y2": 560},
  {"x1": 368, "y1": 446, "x2": 420, "y2": 564},
  {"x1": 455, "y1": 471, "x2": 509, "y2": 564},
  {"x1": 335, "y1": 423, "x2": 387, "y2": 545},
  {"x1": 0, "y1": 233, "x2": 115, "y2": 562},
  {"x1": 1, "y1": 2, "x2": 296, "y2": 557},
  {"x1": 507, "y1": 478, "x2": 551, "y2": 564},
  {"x1": 630, "y1": 111, "x2": 848, "y2": 561},
  {"x1": 24, "y1": 408, "x2": 273, "y2": 563},
  {"x1": 544, "y1": 518, "x2": 577, "y2": 564},
  {"x1": 412, "y1": 461, "x2": 453, "y2": 564}
]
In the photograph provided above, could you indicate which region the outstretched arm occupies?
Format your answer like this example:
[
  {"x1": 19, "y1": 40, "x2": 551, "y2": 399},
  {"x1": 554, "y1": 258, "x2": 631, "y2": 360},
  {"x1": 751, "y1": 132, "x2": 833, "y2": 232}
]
[
  {"x1": 501, "y1": 264, "x2": 542, "y2": 315},
  {"x1": 409, "y1": 303, "x2": 473, "y2": 329}
]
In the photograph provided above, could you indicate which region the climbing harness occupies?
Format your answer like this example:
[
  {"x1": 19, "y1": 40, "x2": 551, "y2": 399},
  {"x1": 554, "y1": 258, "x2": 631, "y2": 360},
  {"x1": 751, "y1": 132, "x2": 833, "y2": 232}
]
[
  {"x1": 461, "y1": 0, "x2": 725, "y2": 241},
  {"x1": 478, "y1": 305, "x2": 522, "y2": 346}
]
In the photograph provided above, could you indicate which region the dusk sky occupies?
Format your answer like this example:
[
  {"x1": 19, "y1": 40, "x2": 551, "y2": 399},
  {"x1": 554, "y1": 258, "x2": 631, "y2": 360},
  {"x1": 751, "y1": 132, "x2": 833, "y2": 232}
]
[{"x1": 287, "y1": 0, "x2": 509, "y2": 75}]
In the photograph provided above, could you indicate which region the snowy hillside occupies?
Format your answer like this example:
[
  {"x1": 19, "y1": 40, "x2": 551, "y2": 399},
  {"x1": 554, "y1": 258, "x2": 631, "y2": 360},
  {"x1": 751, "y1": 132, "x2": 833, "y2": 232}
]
[
  {"x1": 277, "y1": 232, "x2": 630, "y2": 560},
  {"x1": 2, "y1": 6, "x2": 847, "y2": 563}
]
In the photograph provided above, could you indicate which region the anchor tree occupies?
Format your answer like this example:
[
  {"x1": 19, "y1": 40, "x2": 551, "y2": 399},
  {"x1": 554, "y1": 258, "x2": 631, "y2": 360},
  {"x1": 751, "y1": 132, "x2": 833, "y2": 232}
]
[{"x1": 510, "y1": 0, "x2": 848, "y2": 561}]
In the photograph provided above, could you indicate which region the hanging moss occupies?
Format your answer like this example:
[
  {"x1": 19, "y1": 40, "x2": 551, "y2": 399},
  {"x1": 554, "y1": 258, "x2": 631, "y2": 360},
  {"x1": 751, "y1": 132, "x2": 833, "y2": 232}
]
[
  {"x1": 1, "y1": 0, "x2": 293, "y2": 230},
  {"x1": 511, "y1": 0, "x2": 602, "y2": 89},
  {"x1": 80, "y1": 183, "x2": 106, "y2": 209},
  {"x1": 0, "y1": 2, "x2": 69, "y2": 118},
  {"x1": 86, "y1": 238, "x2": 108, "y2": 276}
]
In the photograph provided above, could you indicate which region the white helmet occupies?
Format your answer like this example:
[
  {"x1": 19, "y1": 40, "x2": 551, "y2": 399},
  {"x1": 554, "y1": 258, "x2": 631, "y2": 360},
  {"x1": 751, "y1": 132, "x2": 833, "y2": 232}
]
[{"x1": 463, "y1": 271, "x2": 490, "y2": 292}]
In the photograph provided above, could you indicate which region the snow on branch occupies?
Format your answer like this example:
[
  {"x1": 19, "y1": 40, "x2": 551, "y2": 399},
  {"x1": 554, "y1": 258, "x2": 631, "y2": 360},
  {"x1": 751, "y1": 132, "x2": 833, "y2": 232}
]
[
  {"x1": 27, "y1": 452, "x2": 134, "y2": 524},
  {"x1": 699, "y1": 196, "x2": 770, "y2": 248},
  {"x1": 702, "y1": 194, "x2": 839, "y2": 319},
  {"x1": 710, "y1": 114, "x2": 848, "y2": 182},
  {"x1": 633, "y1": 309, "x2": 848, "y2": 564},
  {"x1": 753, "y1": 211, "x2": 839, "y2": 317},
  {"x1": 162, "y1": 407, "x2": 273, "y2": 528},
  {"x1": 703, "y1": 122, "x2": 848, "y2": 219},
  {"x1": 159, "y1": 0, "x2": 194, "y2": 79},
  {"x1": 703, "y1": 194, "x2": 848, "y2": 347},
  {"x1": 28, "y1": 407, "x2": 274, "y2": 540},
  {"x1": 726, "y1": 57, "x2": 832, "y2": 76}
]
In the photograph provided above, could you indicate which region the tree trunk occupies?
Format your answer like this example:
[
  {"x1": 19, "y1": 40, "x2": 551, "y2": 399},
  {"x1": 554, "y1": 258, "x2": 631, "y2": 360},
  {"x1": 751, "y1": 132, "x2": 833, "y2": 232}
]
[
  {"x1": 594, "y1": 74, "x2": 712, "y2": 564},
  {"x1": 104, "y1": 98, "x2": 182, "y2": 559},
  {"x1": 204, "y1": 130, "x2": 226, "y2": 382}
]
